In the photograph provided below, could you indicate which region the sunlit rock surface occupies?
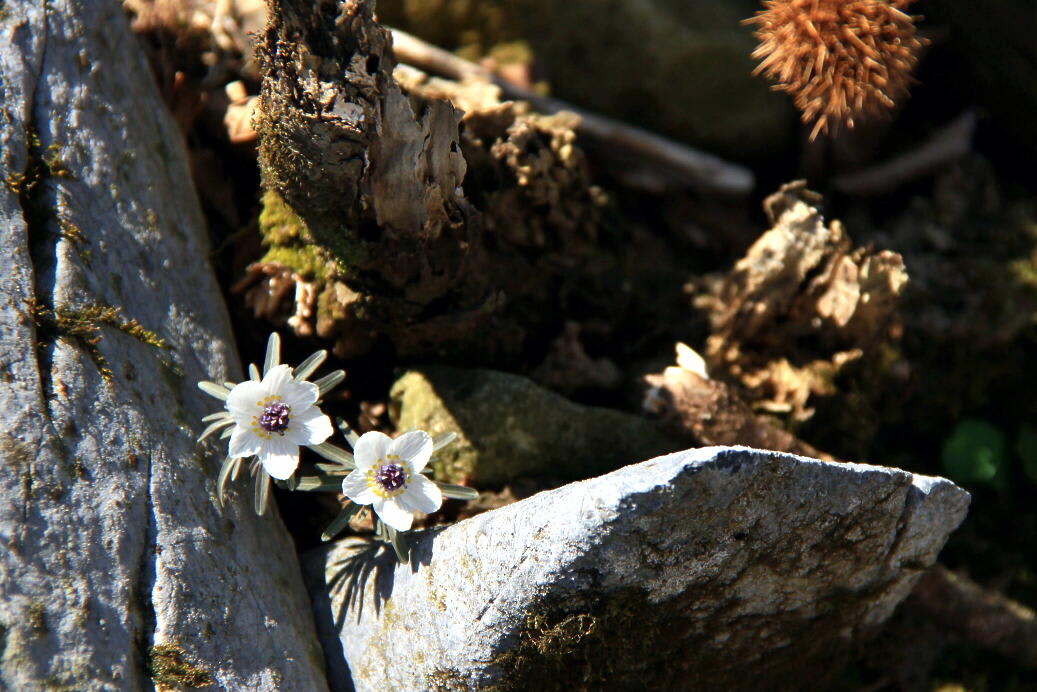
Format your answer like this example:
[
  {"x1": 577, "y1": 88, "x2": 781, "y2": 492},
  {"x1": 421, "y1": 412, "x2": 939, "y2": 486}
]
[{"x1": 305, "y1": 446, "x2": 969, "y2": 691}]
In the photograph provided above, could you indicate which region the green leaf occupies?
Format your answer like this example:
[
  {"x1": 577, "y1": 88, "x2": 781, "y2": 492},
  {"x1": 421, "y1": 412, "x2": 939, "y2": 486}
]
[
  {"x1": 294, "y1": 349, "x2": 328, "y2": 381},
  {"x1": 201, "y1": 411, "x2": 231, "y2": 422},
  {"x1": 308, "y1": 442, "x2": 355, "y2": 469},
  {"x1": 197, "y1": 418, "x2": 234, "y2": 443},
  {"x1": 321, "y1": 504, "x2": 361, "y2": 542},
  {"x1": 263, "y1": 332, "x2": 281, "y2": 375},
  {"x1": 942, "y1": 418, "x2": 1007, "y2": 488},
  {"x1": 435, "y1": 481, "x2": 479, "y2": 501},
  {"x1": 387, "y1": 526, "x2": 410, "y2": 564},
  {"x1": 315, "y1": 370, "x2": 346, "y2": 397},
  {"x1": 294, "y1": 475, "x2": 346, "y2": 492},
  {"x1": 216, "y1": 456, "x2": 242, "y2": 508},
  {"x1": 433, "y1": 432, "x2": 458, "y2": 451},
  {"x1": 253, "y1": 467, "x2": 272, "y2": 515},
  {"x1": 336, "y1": 419, "x2": 360, "y2": 448},
  {"x1": 197, "y1": 381, "x2": 230, "y2": 401}
]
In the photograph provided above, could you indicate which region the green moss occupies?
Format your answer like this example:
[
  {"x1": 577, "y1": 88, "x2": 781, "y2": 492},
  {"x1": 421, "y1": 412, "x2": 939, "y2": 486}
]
[
  {"x1": 261, "y1": 245, "x2": 337, "y2": 282},
  {"x1": 26, "y1": 601, "x2": 47, "y2": 636},
  {"x1": 390, "y1": 366, "x2": 682, "y2": 486},
  {"x1": 42, "y1": 144, "x2": 73, "y2": 179},
  {"x1": 0, "y1": 433, "x2": 33, "y2": 468},
  {"x1": 33, "y1": 302, "x2": 170, "y2": 383},
  {"x1": 147, "y1": 643, "x2": 212, "y2": 688},
  {"x1": 258, "y1": 189, "x2": 307, "y2": 245},
  {"x1": 257, "y1": 189, "x2": 363, "y2": 275}
]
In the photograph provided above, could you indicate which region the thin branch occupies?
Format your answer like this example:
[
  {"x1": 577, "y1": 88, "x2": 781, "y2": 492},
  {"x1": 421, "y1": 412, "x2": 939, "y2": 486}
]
[
  {"x1": 834, "y1": 110, "x2": 977, "y2": 196},
  {"x1": 389, "y1": 28, "x2": 755, "y2": 197},
  {"x1": 910, "y1": 564, "x2": 1037, "y2": 668}
]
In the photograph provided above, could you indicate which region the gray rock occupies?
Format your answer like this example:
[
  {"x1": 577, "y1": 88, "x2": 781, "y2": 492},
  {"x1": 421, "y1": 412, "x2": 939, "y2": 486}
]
[
  {"x1": 390, "y1": 366, "x2": 684, "y2": 487},
  {"x1": 0, "y1": 1, "x2": 327, "y2": 689},
  {"x1": 304, "y1": 447, "x2": 969, "y2": 691}
]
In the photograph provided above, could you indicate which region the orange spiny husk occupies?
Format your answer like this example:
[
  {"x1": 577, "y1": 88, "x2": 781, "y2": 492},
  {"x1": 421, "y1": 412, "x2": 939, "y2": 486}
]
[{"x1": 745, "y1": 0, "x2": 926, "y2": 139}]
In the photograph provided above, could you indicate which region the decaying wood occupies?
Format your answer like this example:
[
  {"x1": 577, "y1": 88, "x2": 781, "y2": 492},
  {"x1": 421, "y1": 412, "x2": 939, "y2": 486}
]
[
  {"x1": 389, "y1": 27, "x2": 755, "y2": 196},
  {"x1": 0, "y1": 1, "x2": 327, "y2": 689},
  {"x1": 252, "y1": 0, "x2": 656, "y2": 361},
  {"x1": 910, "y1": 565, "x2": 1037, "y2": 668},
  {"x1": 694, "y1": 182, "x2": 908, "y2": 422},
  {"x1": 644, "y1": 363, "x2": 830, "y2": 460}
]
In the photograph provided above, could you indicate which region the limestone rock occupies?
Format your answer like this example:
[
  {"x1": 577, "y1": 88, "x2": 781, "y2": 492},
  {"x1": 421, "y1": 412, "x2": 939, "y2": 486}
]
[
  {"x1": 0, "y1": 1, "x2": 326, "y2": 689},
  {"x1": 305, "y1": 446, "x2": 969, "y2": 691},
  {"x1": 390, "y1": 366, "x2": 683, "y2": 486}
]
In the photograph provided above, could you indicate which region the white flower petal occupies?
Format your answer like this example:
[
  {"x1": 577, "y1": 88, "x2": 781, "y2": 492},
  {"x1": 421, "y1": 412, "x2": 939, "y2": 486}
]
[
  {"x1": 402, "y1": 474, "x2": 443, "y2": 514},
  {"x1": 261, "y1": 364, "x2": 295, "y2": 397},
  {"x1": 389, "y1": 431, "x2": 433, "y2": 472},
  {"x1": 354, "y1": 431, "x2": 392, "y2": 469},
  {"x1": 373, "y1": 498, "x2": 413, "y2": 532},
  {"x1": 225, "y1": 380, "x2": 266, "y2": 422},
  {"x1": 260, "y1": 449, "x2": 299, "y2": 480},
  {"x1": 228, "y1": 426, "x2": 263, "y2": 459},
  {"x1": 342, "y1": 470, "x2": 377, "y2": 505},
  {"x1": 284, "y1": 407, "x2": 333, "y2": 446},
  {"x1": 279, "y1": 378, "x2": 319, "y2": 410}
]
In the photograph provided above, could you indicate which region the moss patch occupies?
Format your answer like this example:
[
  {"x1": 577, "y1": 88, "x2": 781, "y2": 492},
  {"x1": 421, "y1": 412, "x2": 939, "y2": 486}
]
[
  {"x1": 147, "y1": 643, "x2": 212, "y2": 688},
  {"x1": 26, "y1": 601, "x2": 47, "y2": 636},
  {"x1": 257, "y1": 189, "x2": 355, "y2": 280},
  {"x1": 32, "y1": 302, "x2": 169, "y2": 382},
  {"x1": 390, "y1": 366, "x2": 682, "y2": 486}
]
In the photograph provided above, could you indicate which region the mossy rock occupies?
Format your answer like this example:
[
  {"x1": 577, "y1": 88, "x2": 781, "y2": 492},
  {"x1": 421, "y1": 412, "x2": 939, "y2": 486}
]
[{"x1": 390, "y1": 365, "x2": 683, "y2": 487}]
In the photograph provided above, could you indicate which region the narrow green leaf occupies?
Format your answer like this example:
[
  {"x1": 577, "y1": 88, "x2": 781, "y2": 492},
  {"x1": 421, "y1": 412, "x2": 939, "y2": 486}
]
[
  {"x1": 198, "y1": 381, "x2": 230, "y2": 401},
  {"x1": 435, "y1": 482, "x2": 479, "y2": 501},
  {"x1": 197, "y1": 417, "x2": 234, "y2": 443},
  {"x1": 254, "y1": 468, "x2": 272, "y2": 515},
  {"x1": 308, "y1": 442, "x2": 355, "y2": 469},
  {"x1": 263, "y1": 332, "x2": 281, "y2": 375},
  {"x1": 217, "y1": 456, "x2": 242, "y2": 507},
  {"x1": 321, "y1": 503, "x2": 362, "y2": 542},
  {"x1": 388, "y1": 526, "x2": 410, "y2": 564},
  {"x1": 201, "y1": 411, "x2": 231, "y2": 422},
  {"x1": 314, "y1": 462, "x2": 350, "y2": 475},
  {"x1": 294, "y1": 475, "x2": 344, "y2": 492},
  {"x1": 315, "y1": 370, "x2": 346, "y2": 397},
  {"x1": 335, "y1": 419, "x2": 360, "y2": 449},
  {"x1": 433, "y1": 432, "x2": 458, "y2": 451},
  {"x1": 294, "y1": 350, "x2": 328, "y2": 381}
]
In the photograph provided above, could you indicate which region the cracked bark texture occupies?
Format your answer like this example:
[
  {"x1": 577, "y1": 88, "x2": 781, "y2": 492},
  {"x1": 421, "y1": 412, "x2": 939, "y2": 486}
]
[
  {"x1": 256, "y1": 0, "x2": 481, "y2": 313},
  {"x1": 0, "y1": 1, "x2": 327, "y2": 689},
  {"x1": 304, "y1": 447, "x2": 969, "y2": 691},
  {"x1": 254, "y1": 0, "x2": 629, "y2": 362}
]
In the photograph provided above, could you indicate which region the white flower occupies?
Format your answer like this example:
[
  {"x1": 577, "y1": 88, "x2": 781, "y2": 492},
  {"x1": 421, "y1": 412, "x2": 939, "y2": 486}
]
[
  {"x1": 222, "y1": 363, "x2": 334, "y2": 480},
  {"x1": 341, "y1": 430, "x2": 444, "y2": 531}
]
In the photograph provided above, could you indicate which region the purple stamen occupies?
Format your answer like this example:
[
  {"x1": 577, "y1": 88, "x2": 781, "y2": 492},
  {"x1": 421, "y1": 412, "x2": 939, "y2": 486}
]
[
  {"x1": 259, "y1": 402, "x2": 291, "y2": 434},
  {"x1": 375, "y1": 463, "x2": 407, "y2": 492}
]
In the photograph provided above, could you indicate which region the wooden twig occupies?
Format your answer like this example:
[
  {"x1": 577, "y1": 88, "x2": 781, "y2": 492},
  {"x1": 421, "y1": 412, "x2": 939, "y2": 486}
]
[
  {"x1": 910, "y1": 564, "x2": 1037, "y2": 668},
  {"x1": 834, "y1": 110, "x2": 977, "y2": 196},
  {"x1": 389, "y1": 28, "x2": 755, "y2": 197}
]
